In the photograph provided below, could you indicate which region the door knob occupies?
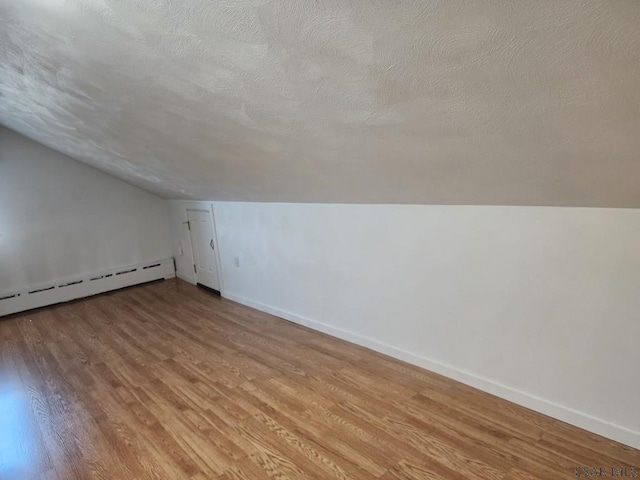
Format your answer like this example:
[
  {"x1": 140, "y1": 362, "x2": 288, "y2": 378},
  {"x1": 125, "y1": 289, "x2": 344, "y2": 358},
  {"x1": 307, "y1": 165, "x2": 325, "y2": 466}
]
[{"x1": 210, "y1": 239, "x2": 215, "y2": 250}]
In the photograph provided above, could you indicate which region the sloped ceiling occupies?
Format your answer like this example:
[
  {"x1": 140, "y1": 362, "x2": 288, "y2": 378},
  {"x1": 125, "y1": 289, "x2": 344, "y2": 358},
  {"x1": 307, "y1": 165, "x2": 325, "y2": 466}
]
[{"x1": 1, "y1": 0, "x2": 639, "y2": 206}]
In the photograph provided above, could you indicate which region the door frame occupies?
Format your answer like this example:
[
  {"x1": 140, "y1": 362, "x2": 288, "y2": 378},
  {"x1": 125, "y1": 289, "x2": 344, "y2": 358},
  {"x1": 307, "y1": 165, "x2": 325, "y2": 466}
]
[
  {"x1": 182, "y1": 202, "x2": 224, "y2": 295},
  {"x1": 208, "y1": 203, "x2": 225, "y2": 295}
]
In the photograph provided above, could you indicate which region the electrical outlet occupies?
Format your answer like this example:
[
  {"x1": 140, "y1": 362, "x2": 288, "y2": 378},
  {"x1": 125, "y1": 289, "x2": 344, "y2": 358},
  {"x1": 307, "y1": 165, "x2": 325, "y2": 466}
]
[{"x1": 234, "y1": 256, "x2": 240, "y2": 268}]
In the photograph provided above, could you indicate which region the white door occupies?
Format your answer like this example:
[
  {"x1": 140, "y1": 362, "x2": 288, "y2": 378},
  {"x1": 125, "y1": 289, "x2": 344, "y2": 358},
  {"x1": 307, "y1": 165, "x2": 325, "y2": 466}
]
[{"x1": 187, "y1": 209, "x2": 220, "y2": 292}]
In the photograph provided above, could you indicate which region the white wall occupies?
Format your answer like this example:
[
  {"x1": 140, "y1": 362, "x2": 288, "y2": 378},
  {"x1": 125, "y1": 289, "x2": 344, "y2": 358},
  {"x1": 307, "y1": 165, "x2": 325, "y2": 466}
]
[
  {"x1": 204, "y1": 202, "x2": 640, "y2": 448},
  {"x1": 0, "y1": 127, "x2": 172, "y2": 296}
]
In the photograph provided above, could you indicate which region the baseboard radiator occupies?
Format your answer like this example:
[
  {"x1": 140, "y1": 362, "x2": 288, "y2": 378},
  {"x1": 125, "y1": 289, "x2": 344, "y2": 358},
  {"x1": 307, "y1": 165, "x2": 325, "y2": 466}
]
[{"x1": 0, "y1": 258, "x2": 175, "y2": 317}]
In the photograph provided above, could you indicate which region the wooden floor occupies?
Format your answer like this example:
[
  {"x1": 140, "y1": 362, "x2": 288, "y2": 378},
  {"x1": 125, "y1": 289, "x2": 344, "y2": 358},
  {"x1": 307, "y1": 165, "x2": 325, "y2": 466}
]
[{"x1": 0, "y1": 280, "x2": 637, "y2": 480}]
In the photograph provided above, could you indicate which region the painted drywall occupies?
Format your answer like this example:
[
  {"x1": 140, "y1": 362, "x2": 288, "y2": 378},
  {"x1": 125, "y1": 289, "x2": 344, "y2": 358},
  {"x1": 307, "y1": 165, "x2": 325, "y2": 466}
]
[
  {"x1": 207, "y1": 201, "x2": 640, "y2": 448},
  {"x1": 0, "y1": 126, "x2": 172, "y2": 296},
  {"x1": 2, "y1": 1, "x2": 640, "y2": 207}
]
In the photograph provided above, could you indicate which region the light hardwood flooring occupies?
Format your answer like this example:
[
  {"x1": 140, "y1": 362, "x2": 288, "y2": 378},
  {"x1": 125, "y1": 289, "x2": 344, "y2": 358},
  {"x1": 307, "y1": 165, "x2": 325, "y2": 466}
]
[{"x1": 0, "y1": 279, "x2": 637, "y2": 479}]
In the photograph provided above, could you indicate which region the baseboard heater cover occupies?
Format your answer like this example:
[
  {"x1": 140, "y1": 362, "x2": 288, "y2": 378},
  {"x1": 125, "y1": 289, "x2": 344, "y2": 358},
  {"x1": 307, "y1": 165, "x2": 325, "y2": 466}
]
[{"x1": 0, "y1": 258, "x2": 175, "y2": 317}]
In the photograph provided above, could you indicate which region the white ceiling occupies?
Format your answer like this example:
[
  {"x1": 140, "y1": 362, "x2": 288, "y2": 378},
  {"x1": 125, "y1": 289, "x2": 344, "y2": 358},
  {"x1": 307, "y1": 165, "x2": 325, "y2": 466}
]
[{"x1": 1, "y1": 0, "x2": 639, "y2": 206}]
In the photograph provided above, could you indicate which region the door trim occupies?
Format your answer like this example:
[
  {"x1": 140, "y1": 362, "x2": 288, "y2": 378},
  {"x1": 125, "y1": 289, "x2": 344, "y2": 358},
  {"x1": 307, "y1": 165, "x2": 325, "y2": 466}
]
[
  {"x1": 208, "y1": 203, "x2": 224, "y2": 295},
  {"x1": 185, "y1": 205, "x2": 223, "y2": 293}
]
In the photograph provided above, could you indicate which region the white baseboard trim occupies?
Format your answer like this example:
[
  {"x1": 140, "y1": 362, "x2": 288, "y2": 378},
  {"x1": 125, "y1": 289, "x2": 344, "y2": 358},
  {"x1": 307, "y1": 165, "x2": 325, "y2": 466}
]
[
  {"x1": 0, "y1": 258, "x2": 175, "y2": 317},
  {"x1": 222, "y1": 291, "x2": 640, "y2": 450}
]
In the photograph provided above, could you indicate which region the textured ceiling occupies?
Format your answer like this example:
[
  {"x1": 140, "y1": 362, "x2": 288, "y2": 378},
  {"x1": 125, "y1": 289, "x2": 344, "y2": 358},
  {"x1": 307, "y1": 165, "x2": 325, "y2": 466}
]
[{"x1": 1, "y1": 1, "x2": 639, "y2": 206}]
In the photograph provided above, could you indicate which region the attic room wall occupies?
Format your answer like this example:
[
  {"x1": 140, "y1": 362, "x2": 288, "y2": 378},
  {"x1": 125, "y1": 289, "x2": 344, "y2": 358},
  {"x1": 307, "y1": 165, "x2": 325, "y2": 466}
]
[
  {"x1": 205, "y1": 201, "x2": 640, "y2": 448},
  {"x1": 0, "y1": 127, "x2": 172, "y2": 297}
]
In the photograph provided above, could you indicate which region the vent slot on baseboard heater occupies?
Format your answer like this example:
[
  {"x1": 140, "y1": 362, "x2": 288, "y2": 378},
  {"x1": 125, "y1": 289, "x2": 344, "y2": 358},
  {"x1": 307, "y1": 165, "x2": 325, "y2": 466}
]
[
  {"x1": 28, "y1": 286, "x2": 55, "y2": 295},
  {"x1": 115, "y1": 268, "x2": 137, "y2": 276},
  {"x1": 90, "y1": 274, "x2": 113, "y2": 281}
]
